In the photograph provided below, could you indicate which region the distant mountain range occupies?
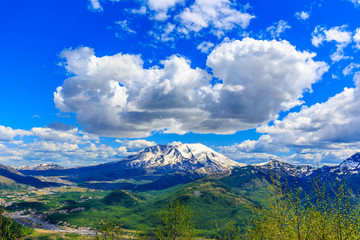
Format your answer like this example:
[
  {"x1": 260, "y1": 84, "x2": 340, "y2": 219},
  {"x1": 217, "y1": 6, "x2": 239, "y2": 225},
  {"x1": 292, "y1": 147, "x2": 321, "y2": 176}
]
[
  {"x1": 2, "y1": 143, "x2": 360, "y2": 190},
  {"x1": 17, "y1": 163, "x2": 67, "y2": 171},
  {"x1": 0, "y1": 164, "x2": 59, "y2": 188},
  {"x1": 253, "y1": 159, "x2": 314, "y2": 178}
]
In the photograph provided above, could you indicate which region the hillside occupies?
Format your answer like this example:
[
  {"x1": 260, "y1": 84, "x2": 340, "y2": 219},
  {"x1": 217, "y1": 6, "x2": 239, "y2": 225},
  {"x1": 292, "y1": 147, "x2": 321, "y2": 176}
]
[
  {"x1": 0, "y1": 164, "x2": 58, "y2": 188},
  {"x1": 5, "y1": 146, "x2": 360, "y2": 237}
]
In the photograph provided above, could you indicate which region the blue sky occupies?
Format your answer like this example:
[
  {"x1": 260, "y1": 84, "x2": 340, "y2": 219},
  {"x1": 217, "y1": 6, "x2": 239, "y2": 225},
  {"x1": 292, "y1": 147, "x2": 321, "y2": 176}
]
[{"x1": 1, "y1": 0, "x2": 360, "y2": 166}]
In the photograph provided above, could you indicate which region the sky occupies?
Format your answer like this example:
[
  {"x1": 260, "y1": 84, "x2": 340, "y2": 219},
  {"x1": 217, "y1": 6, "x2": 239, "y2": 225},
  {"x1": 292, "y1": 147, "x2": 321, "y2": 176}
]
[{"x1": 1, "y1": 0, "x2": 360, "y2": 167}]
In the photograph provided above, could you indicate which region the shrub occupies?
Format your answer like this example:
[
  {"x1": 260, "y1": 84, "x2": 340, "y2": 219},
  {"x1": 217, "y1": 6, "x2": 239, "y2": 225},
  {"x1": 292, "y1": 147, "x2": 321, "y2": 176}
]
[
  {"x1": 0, "y1": 205, "x2": 22, "y2": 240},
  {"x1": 95, "y1": 221, "x2": 125, "y2": 240},
  {"x1": 246, "y1": 174, "x2": 360, "y2": 240},
  {"x1": 154, "y1": 200, "x2": 196, "y2": 240}
]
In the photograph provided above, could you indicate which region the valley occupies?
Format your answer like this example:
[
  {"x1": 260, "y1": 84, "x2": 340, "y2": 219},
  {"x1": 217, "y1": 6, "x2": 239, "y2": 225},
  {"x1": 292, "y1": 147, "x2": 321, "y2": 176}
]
[{"x1": 1, "y1": 144, "x2": 360, "y2": 239}]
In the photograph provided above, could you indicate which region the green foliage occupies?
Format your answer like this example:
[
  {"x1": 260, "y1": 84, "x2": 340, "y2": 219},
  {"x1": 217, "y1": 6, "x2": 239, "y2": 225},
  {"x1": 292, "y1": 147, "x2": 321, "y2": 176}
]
[
  {"x1": 0, "y1": 205, "x2": 23, "y2": 239},
  {"x1": 246, "y1": 174, "x2": 360, "y2": 240},
  {"x1": 139, "y1": 179, "x2": 254, "y2": 234},
  {"x1": 0, "y1": 183, "x2": 23, "y2": 190},
  {"x1": 36, "y1": 236, "x2": 51, "y2": 240},
  {"x1": 7, "y1": 201, "x2": 49, "y2": 212},
  {"x1": 154, "y1": 200, "x2": 196, "y2": 240},
  {"x1": 212, "y1": 220, "x2": 243, "y2": 240},
  {"x1": 95, "y1": 221, "x2": 125, "y2": 240},
  {"x1": 65, "y1": 232, "x2": 81, "y2": 238},
  {"x1": 20, "y1": 225, "x2": 34, "y2": 237},
  {"x1": 102, "y1": 189, "x2": 139, "y2": 207},
  {"x1": 7, "y1": 175, "x2": 258, "y2": 236}
]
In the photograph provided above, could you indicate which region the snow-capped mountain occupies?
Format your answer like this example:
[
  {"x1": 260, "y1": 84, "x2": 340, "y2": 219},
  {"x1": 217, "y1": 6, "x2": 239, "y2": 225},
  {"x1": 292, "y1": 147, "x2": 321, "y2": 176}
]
[
  {"x1": 123, "y1": 143, "x2": 245, "y2": 174},
  {"x1": 17, "y1": 163, "x2": 66, "y2": 171},
  {"x1": 250, "y1": 153, "x2": 360, "y2": 181},
  {"x1": 302, "y1": 153, "x2": 360, "y2": 180},
  {"x1": 253, "y1": 159, "x2": 314, "y2": 178},
  {"x1": 339, "y1": 153, "x2": 360, "y2": 172}
]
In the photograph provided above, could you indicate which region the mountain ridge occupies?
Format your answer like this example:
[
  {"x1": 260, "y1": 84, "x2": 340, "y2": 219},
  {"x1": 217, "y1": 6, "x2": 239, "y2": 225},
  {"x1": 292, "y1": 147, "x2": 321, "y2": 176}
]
[
  {"x1": 8, "y1": 143, "x2": 360, "y2": 190},
  {"x1": 17, "y1": 163, "x2": 67, "y2": 171},
  {"x1": 0, "y1": 164, "x2": 59, "y2": 188},
  {"x1": 253, "y1": 159, "x2": 315, "y2": 178}
]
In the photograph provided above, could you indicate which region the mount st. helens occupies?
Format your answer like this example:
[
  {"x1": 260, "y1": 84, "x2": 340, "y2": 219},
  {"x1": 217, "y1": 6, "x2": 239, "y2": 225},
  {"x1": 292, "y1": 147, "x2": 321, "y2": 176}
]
[{"x1": 123, "y1": 143, "x2": 244, "y2": 174}]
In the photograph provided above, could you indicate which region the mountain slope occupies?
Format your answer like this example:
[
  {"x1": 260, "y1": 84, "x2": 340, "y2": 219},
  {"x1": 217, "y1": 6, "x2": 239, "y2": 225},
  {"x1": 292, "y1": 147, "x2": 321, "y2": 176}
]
[
  {"x1": 124, "y1": 143, "x2": 244, "y2": 174},
  {"x1": 253, "y1": 159, "x2": 314, "y2": 178},
  {"x1": 339, "y1": 152, "x2": 360, "y2": 173},
  {"x1": 0, "y1": 164, "x2": 58, "y2": 188},
  {"x1": 19, "y1": 143, "x2": 244, "y2": 188}
]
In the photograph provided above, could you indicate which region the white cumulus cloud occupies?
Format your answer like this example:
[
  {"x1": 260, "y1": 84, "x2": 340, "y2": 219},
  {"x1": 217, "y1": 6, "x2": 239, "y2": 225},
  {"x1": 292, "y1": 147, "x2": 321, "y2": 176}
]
[
  {"x1": 148, "y1": 0, "x2": 184, "y2": 20},
  {"x1": 115, "y1": 139, "x2": 157, "y2": 151},
  {"x1": 312, "y1": 25, "x2": 352, "y2": 46},
  {"x1": 354, "y1": 28, "x2": 360, "y2": 49},
  {"x1": 31, "y1": 127, "x2": 99, "y2": 144},
  {"x1": 55, "y1": 47, "x2": 210, "y2": 137},
  {"x1": 130, "y1": 6, "x2": 147, "y2": 15},
  {"x1": 312, "y1": 25, "x2": 353, "y2": 62},
  {"x1": 148, "y1": 0, "x2": 184, "y2": 11},
  {"x1": 88, "y1": 0, "x2": 103, "y2": 11},
  {"x1": 115, "y1": 20, "x2": 136, "y2": 34},
  {"x1": 343, "y1": 63, "x2": 360, "y2": 76},
  {"x1": 237, "y1": 72, "x2": 360, "y2": 164},
  {"x1": 206, "y1": 38, "x2": 328, "y2": 127},
  {"x1": 295, "y1": 11, "x2": 310, "y2": 21},
  {"x1": 197, "y1": 41, "x2": 215, "y2": 53},
  {"x1": 349, "y1": 0, "x2": 360, "y2": 6},
  {"x1": 258, "y1": 73, "x2": 360, "y2": 146},
  {"x1": 266, "y1": 20, "x2": 291, "y2": 38},
  {"x1": 0, "y1": 125, "x2": 137, "y2": 167},
  {"x1": 54, "y1": 39, "x2": 328, "y2": 138},
  {"x1": 179, "y1": 0, "x2": 254, "y2": 35},
  {"x1": 0, "y1": 126, "x2": 30, "y2": 141}
]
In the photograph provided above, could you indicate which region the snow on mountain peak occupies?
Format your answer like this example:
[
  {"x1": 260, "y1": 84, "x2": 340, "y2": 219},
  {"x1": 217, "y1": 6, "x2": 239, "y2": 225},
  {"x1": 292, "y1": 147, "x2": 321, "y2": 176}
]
[
  {"x1": 339, "y1": 153, "x2": 360, "y2": 171},
  {"x1": 17, "y1": 163, "x2": 66, "y2": 171},
  {"x1": 254, "y1": 159, "x2": 283, "y2": 167},
  {"x1": 124, "y1": 143, "x2": 245, "y2": 174},
  {"x1": 253, "y1": 159, "x2": 314, "y2": 177},
  {"x1": 347, "y1": 153, "x2": 360, "y2": 162}
]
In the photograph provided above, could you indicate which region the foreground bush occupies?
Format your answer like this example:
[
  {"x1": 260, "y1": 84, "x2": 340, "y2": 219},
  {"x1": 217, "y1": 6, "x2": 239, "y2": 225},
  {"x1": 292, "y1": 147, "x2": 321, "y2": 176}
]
[
  {"x1": 95, "y1": 221, "x2": 125, "y2": 240},
  {"x1": 245, "y1": 175, "x2": 360, "y2": 240},
  {"x1": 0, "y1": 205, "x2": 23, "y2": 239},
  {"x1": 154, "y1": 200, "x2": 196, "y2": 240}
]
